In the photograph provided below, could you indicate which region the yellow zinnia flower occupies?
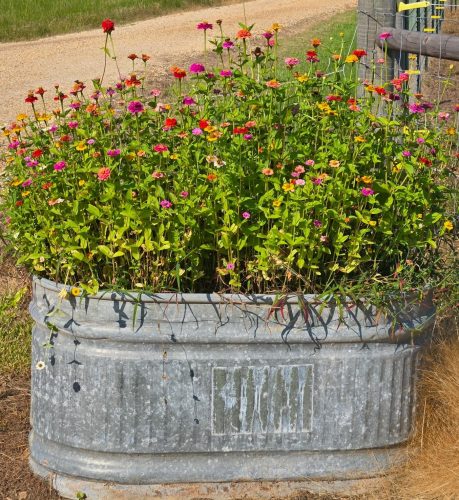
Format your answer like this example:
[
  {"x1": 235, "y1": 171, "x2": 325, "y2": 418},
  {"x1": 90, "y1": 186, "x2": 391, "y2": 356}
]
[
  {"x1": 444, "y1": 220, "x2": 454, "y2": 231},
  {"x1": 345, "y1": 54, "x2": 359, "y2": 63},
  {"x1": 272, "y1": 199, "x2": 282, "y2": 207},
  {"x1": 71, "y1": 287, "x2": 82, "y2": 297},
  {"x1": 282, "y1": 182, "x2": 295, "y2": 192}
]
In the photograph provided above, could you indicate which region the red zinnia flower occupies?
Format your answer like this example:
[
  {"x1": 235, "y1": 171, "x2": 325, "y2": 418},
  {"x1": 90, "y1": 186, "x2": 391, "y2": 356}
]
[
  {"x1": 170, "y1": 66, "x2": 187, "y2": 79},
  {"x1": 199, "y1": 119, "x2": 210, "y2": 129},
  {"x1": 32, "y1": 149, "x2": 43, "y2": 158},
  {"x1": 164, "y1": 118, "x2": 177, "y2": 129},
  {"x1": 127, "y1": 53, "x2": 138, "y2": 61},
  {"x1": 35, "y1": 87, "x2": 46, "y2": 96},
  {"x1": 101, "y1": 19, "x2": 115, "y2": 34},
  {"x1": 125, "y1": 74, "x2": 141, "y2": 87},
  {"x1": 352, "y1": 49, "x2": 367, "y2": 59},
  {"x1": 233, "y1": 126, "x2": 249, "y2": 135},
  {"x1": 25, "y1": 93, "x2": 38, "y2": 104}
]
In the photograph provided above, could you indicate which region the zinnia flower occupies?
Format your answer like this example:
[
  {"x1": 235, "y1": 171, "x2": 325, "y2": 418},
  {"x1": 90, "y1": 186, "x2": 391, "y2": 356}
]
[
  {"x1": 107, "y1": 149, "x2": 121, "y2": 157},
  {"x1": 236, "y1": 29, "x2": 252, "y2": 39},
  {"x1": 160, "y1": 199, "x2": 172, "y2": 209},
  {"x1": 242, "y1": 211, "x2": 251, "y2": 219},
  {"x1": 285, "y1": 57, "x2": 299, "y2": 67},
  {"x1": 220, "y1": 70, "x2": 233, "y2": 77},
  {"x1": 127, "y1": 101, "x2": 144, "y2": 114},
  {"x1": 97, "y1": 167, "x2": 111, "y2": 181},
  {"x1": 189, "y1": 63, "x2": 205, "y2": 74},
  {"x1": 101, "y1": 19, "x2": 115, "y2": 34},
  {"x1": 266, "y1": 79, "x2": 281, "y2": 88},
  {"x1": 379, "y1": 32, "x2": 392, "y2": 40},
  {"x1": 154, "y1": 144, "x2": 169, "y2": 153},
  {"x1": 196, "y1": 21, "x2": 213, "y2": 30},
  {"x1": 361, "y1": 187, "x2": 374, "y2": 197},
  {"x1": 53, "y1": 161, "x2": 67, "y2": 171}
]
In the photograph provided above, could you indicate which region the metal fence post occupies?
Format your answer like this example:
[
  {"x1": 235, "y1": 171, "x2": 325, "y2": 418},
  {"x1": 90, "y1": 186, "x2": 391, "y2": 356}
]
[{"x1": 357, "y1": 0, "x2": 397, "y2": 82}]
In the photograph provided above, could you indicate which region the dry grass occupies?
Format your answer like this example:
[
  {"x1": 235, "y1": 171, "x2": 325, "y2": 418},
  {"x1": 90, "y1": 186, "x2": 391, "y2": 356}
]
[{"x1": 392, "y1": 326, "x2": 459, "y2": 499}]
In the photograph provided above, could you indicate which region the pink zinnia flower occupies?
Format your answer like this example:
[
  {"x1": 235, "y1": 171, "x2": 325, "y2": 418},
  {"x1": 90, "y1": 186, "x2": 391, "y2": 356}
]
[
  {"x1": 152, "y1": 171, "x2": 165, "y2": 179},
  {"x1": 22, "y1": 179, "x2": 32, "y2": 187},
  {"x1": 160, "y1": 199, "x2": 172, "y2": 209},
  {"x1": 68, "y1": 120, "x2": 78, "y2": 130},
  {"x1": 417, "y1": 137, "x2": 425, "y2": 144},
  {"x1": 242, "y1": 211, "x2": 251, "y2": 219},
  {"x1": 26, "y1": 160, "x2": 38, "y2": 167},
  {"x1": 226, "y1": 262, "x2": 235, "y2": 270},
  {"x1": 313, "y1": 220, "x2": 322, "y2": 227},
  {"x1": 284, "y1": 57, "x2": 299, "y2": 67},
  {"x1": 154, "y1": 144, "x2": 169, "y2": 153},
  {"x1": 262, "y1": 32, "x2": 273, "y2": 40},
  {"x1": 97, "y1": 167, "x2": 111, "y2": 181},
  {"x1": 192, "y1": 128, "x2": 203, "y2": 135},
  {"x1": 361, "y1": 187, "x2": 374, "y2": 197},
  {"x1": 222, "y1": 40, "x2": 234, "y2": 49},
  {"x1": 150, "y1": 89, "x2": 161, "y2": 97},
  {"x1": 180, "y1": 191, "x2": 189, "y2": 198},
  {"x1": 379, "y1": 32, "x2": 392, "y2": 40},
  {"x1": 54, "y1": 161, "x2": 67, "y2": 171},
  {"x1": 295, "y1": 165, "x2": 305, "y2": 173},
  {"x1": 305, "y1": 159, "x2": 315, "y2": 166},
  {"x1": 295, "y1": 179, "x2": 305, "y2": 185},
  {"x1": 107, "y1": 149, "x2": 121, "y2": 157},
  {"x1": 438, "y1": 111, "x2": 450, "y2": 121},
  {"x1": 87, "y1": 139, "x2": 96, "y2": 145},
  {"x1": 189, "y1": 63, "x2": 205, "y2": 74},
  {"x1": 127, "y1": 101, "x2": 144, "y2": 114},
  {"x1": 402, "y1": 151, "x2": 411, "y2": 157},
  {"x1": 220, "y1": 70, "x2": 233, "y2": 78}
]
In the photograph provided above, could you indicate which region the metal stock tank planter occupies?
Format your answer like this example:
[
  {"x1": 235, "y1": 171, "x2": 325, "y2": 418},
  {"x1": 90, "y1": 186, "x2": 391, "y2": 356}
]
[{"x1": 29, "y1": 277, "x2": 435, "y2": 498}]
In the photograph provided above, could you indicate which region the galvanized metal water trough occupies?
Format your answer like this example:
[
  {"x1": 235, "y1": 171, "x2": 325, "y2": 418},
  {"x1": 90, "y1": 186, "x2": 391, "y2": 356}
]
[{"x1": 29, "y1": 277, "x2": 435, "y2": 498}]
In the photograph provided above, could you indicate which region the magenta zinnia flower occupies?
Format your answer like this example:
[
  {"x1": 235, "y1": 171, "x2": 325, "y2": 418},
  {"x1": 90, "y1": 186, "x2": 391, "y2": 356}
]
[
  {"x1": 220, "y1": 70, "x2": 233, "y2": 78},
  {"x1": 189, "y1": 63, "x2": 205, "y2": 74},
  {"x1": 54, "y1": 161, "x2": 67, "y2": 171},
  {"x1": 160, "y1": 199, "x2": 172, "y2": 209},
  {"x1": 361, "y1": 187, "x2": 374, "y2": 197},
  {"x1": 222, "y1": 40, "x2": 234, "y2": 49},
  {"x1": 183, "y1": 96, "x2": 196, "y2": 106},
  {"x1": 107, "y1": 149, "x2": 121, "y2": 157},
  {"x1": 127, "y1": 101, "x2": 144, "y2": 114},
  {"x1": 242, "y1": 211, "x2": 251, "y2": 219},
  {"x1": 196, "y1": 21, "x2": 213, "y2": 30}
]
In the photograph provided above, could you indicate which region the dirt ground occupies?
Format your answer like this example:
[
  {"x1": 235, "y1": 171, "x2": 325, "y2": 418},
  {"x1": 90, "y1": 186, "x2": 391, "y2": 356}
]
[{"x1": 0, "y1": 372, "x2": 60, "y2": 500}]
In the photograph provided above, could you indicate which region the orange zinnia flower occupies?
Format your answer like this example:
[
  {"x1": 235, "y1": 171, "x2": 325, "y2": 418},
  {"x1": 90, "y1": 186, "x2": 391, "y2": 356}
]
[{"x1": 236, "y1": 29, "x2": 252, "y2": 39}]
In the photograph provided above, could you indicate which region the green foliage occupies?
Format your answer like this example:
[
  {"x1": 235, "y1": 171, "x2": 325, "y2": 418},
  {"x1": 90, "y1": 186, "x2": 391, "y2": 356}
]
[
  {"x1": 0, "y1": 0, "x2": 220, "y2": 42},
  {"x1": 0, "y1": 287, "x2": 32, "y2": 372},
  {"x1": 0, "y1": 22, "x2": 457, "y2": 298}
]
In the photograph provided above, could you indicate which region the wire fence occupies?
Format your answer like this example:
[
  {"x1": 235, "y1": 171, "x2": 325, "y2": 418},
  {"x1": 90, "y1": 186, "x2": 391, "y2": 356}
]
[{"x1": 357, "y1": 0, "x2": 459, "y2": 105}]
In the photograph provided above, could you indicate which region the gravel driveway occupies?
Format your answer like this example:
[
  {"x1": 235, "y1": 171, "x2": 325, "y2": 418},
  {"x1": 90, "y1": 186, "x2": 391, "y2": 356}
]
[{"x1": 0, "y1": 0, "x2": 356, "y2": 123}]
